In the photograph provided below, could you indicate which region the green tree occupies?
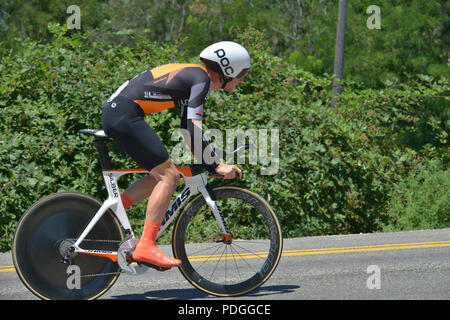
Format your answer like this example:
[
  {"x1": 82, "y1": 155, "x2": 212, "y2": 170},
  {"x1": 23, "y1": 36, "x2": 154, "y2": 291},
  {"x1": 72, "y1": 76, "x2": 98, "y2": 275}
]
[{"x1": 2, "y1": 1, "x2": 448, "y2": 87}]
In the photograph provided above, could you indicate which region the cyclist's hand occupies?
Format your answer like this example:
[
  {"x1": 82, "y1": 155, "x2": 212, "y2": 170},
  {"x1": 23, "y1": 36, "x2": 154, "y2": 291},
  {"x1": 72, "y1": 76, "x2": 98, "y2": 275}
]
[{"x1": 215, "y1": 163, "x2": 242, "y2": 179}]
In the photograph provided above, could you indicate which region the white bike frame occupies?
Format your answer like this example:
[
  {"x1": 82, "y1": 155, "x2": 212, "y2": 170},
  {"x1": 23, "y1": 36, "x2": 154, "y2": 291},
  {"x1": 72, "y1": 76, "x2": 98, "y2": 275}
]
[{"x1": 71, "y1": 167, "x2": 230, "y2": 262}]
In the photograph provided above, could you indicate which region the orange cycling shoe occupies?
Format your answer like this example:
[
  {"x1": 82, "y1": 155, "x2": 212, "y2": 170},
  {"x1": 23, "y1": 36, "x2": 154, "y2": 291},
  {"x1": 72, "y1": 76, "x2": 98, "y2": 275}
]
[{"x1": 132, "y1": 220, "x2": 182, "y2": 269}]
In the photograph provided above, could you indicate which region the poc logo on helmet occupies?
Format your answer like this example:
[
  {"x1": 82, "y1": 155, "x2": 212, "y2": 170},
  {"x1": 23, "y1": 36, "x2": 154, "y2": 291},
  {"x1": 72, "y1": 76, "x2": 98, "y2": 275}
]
[{"x1": 214, "y1": 49, "x2": 234, "y2": 76}]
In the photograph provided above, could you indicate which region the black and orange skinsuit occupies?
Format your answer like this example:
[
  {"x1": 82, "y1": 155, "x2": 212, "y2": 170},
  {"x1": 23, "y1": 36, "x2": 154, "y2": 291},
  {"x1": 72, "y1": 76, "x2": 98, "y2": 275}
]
[{"x1": 101, "y1": 63, "x2": 220, "y2": 172}]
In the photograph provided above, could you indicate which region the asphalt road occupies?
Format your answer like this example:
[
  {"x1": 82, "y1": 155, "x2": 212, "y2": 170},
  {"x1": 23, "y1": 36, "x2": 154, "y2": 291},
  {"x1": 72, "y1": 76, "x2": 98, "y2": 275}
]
[{"x1": 1, "y1": 228, "x2": 449, "y2": 300}]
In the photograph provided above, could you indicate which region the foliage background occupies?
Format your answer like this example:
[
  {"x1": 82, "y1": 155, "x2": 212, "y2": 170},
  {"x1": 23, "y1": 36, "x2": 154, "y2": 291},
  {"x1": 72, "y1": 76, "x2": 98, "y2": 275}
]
[
  {"x1": 0, "y1": 1, "x2": 449, "y2": 251},
  {"x1": 1, "y1": 0, "x2": 449, "y2": 87}
]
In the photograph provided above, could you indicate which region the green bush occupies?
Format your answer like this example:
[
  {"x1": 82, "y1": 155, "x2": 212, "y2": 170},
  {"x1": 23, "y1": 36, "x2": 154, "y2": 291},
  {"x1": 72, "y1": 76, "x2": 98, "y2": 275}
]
[
  {"x1": 383, "y1": 159, "x2": 449, "y2": 231},
  {"x1": 0, "y1": 24, "x2": 187, "y2": 251},
  {"x1": 0, "y1": 24, "x2": 448, "y2": 251}
]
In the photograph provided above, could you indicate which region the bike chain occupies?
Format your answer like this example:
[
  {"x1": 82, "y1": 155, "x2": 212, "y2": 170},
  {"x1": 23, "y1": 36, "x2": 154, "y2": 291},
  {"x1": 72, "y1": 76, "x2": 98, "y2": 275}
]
[
  {"x1": 79, "y1": 271, "x2": 123, "y2": 278},
  {"x1": 67, "y1": 238, "x2": 122, "y2": 243}
]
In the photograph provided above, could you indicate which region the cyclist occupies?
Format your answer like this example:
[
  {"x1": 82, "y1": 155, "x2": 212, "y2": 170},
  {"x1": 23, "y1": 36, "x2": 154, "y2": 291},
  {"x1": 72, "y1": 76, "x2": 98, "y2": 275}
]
[{"x1": 101, "y1": 41, "x2": 251, "y2": 269}]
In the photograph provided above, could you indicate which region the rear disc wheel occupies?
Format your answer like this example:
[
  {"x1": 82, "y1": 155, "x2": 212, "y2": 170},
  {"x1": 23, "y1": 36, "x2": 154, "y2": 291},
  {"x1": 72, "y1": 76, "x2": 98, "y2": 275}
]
[{"x1": 12, "y1": 192, "x2": 124, "y2": 300}]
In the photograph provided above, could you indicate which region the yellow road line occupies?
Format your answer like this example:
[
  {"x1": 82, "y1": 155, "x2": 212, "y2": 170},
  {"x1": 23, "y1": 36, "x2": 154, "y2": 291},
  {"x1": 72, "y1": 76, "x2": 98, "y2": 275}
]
[
  {"x1": 189, "y1": 253, "x2": 268, "y2": 262},
  {"x1": 188, "y1": 241, "x2": 450, "y2": 262},
  {"x1": 282, "y1": 241, "x2": 450, "y2": 257},
  {"x1": 1, "y1": 241, "x2": 449, "y2": 270},
  {"x1": 0, "y1": 265, "x2": 15, "y2": 272}
]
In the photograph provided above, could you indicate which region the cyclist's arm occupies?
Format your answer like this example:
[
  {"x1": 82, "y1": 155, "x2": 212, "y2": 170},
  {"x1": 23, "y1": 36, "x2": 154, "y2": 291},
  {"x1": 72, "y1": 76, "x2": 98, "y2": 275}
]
[
  {"x1": 179, "y1": 74, "x2": 221, "y2": 172},
  {"x1": 181, "y1": 115, "x2": 221, "y2": 173}
]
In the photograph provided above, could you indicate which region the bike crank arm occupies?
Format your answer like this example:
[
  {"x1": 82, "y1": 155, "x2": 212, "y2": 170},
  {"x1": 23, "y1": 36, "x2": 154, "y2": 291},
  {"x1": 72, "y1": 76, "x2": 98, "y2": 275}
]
[{"x1": 116, "y1": 238, "x2": 149, "y2": 275}]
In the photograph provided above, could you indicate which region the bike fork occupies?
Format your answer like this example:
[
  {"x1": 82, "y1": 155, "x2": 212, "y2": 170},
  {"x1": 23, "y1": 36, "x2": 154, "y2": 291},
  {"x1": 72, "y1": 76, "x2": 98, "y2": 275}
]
[{"x1": 199, "y1": 184, "x2": 232, "y2": 244}]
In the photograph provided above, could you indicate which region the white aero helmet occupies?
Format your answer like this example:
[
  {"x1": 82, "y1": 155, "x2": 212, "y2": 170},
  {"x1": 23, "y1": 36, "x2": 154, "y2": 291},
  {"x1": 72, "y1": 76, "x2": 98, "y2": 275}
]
[{"x1": 200, "y1": 41, "x2": 251, "y2": 79}]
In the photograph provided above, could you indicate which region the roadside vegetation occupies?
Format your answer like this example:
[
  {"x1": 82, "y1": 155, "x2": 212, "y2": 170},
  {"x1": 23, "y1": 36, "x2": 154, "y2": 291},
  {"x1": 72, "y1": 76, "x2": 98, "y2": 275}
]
[{"x1": 0, "y1": 1, "x2": 448, "y2": 251}]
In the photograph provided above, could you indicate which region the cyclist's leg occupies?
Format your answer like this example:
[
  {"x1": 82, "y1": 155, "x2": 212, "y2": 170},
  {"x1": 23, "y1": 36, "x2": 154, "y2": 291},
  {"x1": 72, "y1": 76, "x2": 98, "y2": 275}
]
[
  {"x1": 145, "y1": 159, "x2": 180, "y2": 222},
  {"x1": 101, "y1": 96, "x2": 181, "y2": 268},
  {"x1": 121, "y1": 174, "x2": 158, "y2": 209},
  {"x1": 102, "y1": 96, "x2": 170, "y2": 170},
  {"x1": 133, "y1": 159, "x2": 181, "y2": 268}
]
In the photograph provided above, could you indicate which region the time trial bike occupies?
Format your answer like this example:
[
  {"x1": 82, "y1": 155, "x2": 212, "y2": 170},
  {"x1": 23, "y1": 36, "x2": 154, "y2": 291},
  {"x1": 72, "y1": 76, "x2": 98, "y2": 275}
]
[{"x1": 12, "y1": 128, "x2": 283, "y2": 300}]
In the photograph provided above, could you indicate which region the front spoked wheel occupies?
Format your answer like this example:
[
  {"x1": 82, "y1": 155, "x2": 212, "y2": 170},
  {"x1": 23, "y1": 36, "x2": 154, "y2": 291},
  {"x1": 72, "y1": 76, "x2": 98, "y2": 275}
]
[{"x1": 172, "y1": 186, "x2": 283, "y2": 297}]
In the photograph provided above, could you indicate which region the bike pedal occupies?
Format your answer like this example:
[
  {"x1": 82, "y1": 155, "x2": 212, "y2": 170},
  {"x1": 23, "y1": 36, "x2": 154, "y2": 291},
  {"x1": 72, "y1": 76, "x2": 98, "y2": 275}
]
[
  {"x1": 138, "y1": 262, "x2": 170, "y2": 272},
  {"x1": 127, "y1": 257, "x2": 170, "y2": 272}
]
